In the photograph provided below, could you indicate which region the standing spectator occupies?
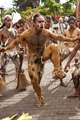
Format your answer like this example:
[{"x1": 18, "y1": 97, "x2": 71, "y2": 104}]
[
  {"x1": 63, "y1": 16, "x2": 69, "y2": 29},
  {"x1": 76, "y1": 20, "x2": 80, "y2": 29},
  {"x1": 57, "y1": 17, "x2": 65, "y2": 34}
]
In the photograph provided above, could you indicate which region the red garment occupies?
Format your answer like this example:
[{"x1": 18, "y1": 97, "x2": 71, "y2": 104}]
[{"x1": 56, "y1": 16, "x2": 61, "y2": 19}]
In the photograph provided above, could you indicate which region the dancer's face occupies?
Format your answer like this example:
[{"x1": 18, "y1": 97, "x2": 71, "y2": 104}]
[
  {"x1": 33, "y1": 16, "x2": 44, "y2": 32},
  {"x1": 69, "y1": 20, "x2": 76, "y2": 29},
  {"x1": 45, "y1": 19, "x2": 51, "y2": 29},
  {"x1": 5, "y1": 17, "x2": 12, "y2": 28}
]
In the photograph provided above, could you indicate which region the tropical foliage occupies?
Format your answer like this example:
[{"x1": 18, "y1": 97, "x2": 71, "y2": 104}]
[
  {"x1": 13, "y1": 0, "x2": 40, "y2": 11},
  {"x1": 61, "y1": 0, "x2": 77, "y2": 16},
  {"x1": 0, "y1": 0, "x2": 77, "y2": 22}
]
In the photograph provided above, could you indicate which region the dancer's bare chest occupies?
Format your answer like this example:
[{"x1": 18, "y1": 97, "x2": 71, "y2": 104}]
[{"x1": 27, "y1": 33, "x2": 47, "y2": 47}]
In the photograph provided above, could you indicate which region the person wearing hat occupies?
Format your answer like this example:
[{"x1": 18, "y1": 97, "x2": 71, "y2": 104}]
[{"x1": 12, "y1": 12, "x2": 21, "y2": 32}]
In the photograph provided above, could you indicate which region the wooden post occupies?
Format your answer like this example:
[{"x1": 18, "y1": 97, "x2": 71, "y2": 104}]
[{"x1": 76, "y1": 0, "x2": 80, "y2": 20}]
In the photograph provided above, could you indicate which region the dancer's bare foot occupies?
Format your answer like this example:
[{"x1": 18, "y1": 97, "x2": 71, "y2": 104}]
[
  {"x1": 64, "y1": 66, "x2": 70, "y2": 73},
  {"x1": 76, "y1": 105, "x2": 80, "y2": 112},
  {"x1": 36, "y1": 96, "x2": 44, "y2": 107},
  {"x1": 76, "y1": 107, "x2": 80, "y2": 112},
  {"x1": 64, "y1": 68, "x2": 69, "y2": 73},
  {"x1": 60, "y1": 79, "x2": 67, "y2": 87},
  {"x1": 14, "y1": 77, "x2": 17, "y2": 82},
  {"x1": 52, "y1": 68, "x2": 66, "y2": 79},
  {"x1": 67, "y1": 92, "x2": 79, "y2": 98}
]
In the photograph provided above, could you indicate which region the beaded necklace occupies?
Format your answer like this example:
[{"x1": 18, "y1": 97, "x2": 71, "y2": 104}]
[{"x1": 68, "y1": 28, "x2": 75, "y2": 34}]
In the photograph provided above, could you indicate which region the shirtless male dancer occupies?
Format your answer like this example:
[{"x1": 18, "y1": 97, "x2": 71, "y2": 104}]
[
  {"x1": 59, "y1": 16, "x2": 80, "y2": 62},
  {"x1": 63, "y1": 16, "x2": 80, "y2": 48},
  {"x1": 0, "y1": 15, "x2": 17, "y2": 82},
  {"x1": 64, "y1": 37, "x2": 80, "y2": 98},
  {"x1": 0, "y1": 14, "x2": 80, "y2": 107},
  {"x1": 62, "y1": 16, "x2": 80, "y2": 98}
]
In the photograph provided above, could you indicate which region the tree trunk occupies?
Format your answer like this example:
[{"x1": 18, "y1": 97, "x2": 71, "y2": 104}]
[{"x1": 76, "y1": 0, "x2": 80, "y2": 20}]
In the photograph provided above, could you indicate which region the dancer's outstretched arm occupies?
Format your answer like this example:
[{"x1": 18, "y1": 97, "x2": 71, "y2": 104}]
[
  {"x1": 46, "y1": 29, "x2": 80, "y2": 42},
  {"x1": 64, "y1": 41, "x2": 80, "y2": 70}
]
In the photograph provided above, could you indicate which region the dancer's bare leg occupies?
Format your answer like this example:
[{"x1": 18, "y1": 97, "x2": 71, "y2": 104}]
[
  {"x1": 60, "y1": 79, "x2": 67, "y2": 87},
  {"x1": 43, "y1": 44, "x2": 66, "y2": 79},
  {"x1": 67, "y1": 72, "x2": 79, "y2": 98},
  {"x1": 28, "y1": 59, "x2": 44, "y2": 107}
]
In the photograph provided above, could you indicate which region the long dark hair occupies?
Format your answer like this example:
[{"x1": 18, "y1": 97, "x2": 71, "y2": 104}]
[
  {"x1": 33, "y1": 14, "x2": 40, "y2": 23},
  {"x1": 0, "y1": 23, "x2": 5, "y2": 29},
  {"x1": 0, "y1": 15, "x2": 12, "y2": 29}
]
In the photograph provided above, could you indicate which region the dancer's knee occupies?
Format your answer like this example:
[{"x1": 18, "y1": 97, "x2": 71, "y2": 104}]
[
  {"x1": 31, "y1": 79, "x2": 38, "y2": 86},
  {"x1": 50, "y1": 44, "x2": 58, "y2": 52},
  {"x1": 43, "y1": 45, "x2": 52, "y2": 61},
  {"x1": 29, "y1": 73, "x2": 38, "y2": 85},
  {"x1": 72, "y1": 72, "x2": 75, "y2": 79}
]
